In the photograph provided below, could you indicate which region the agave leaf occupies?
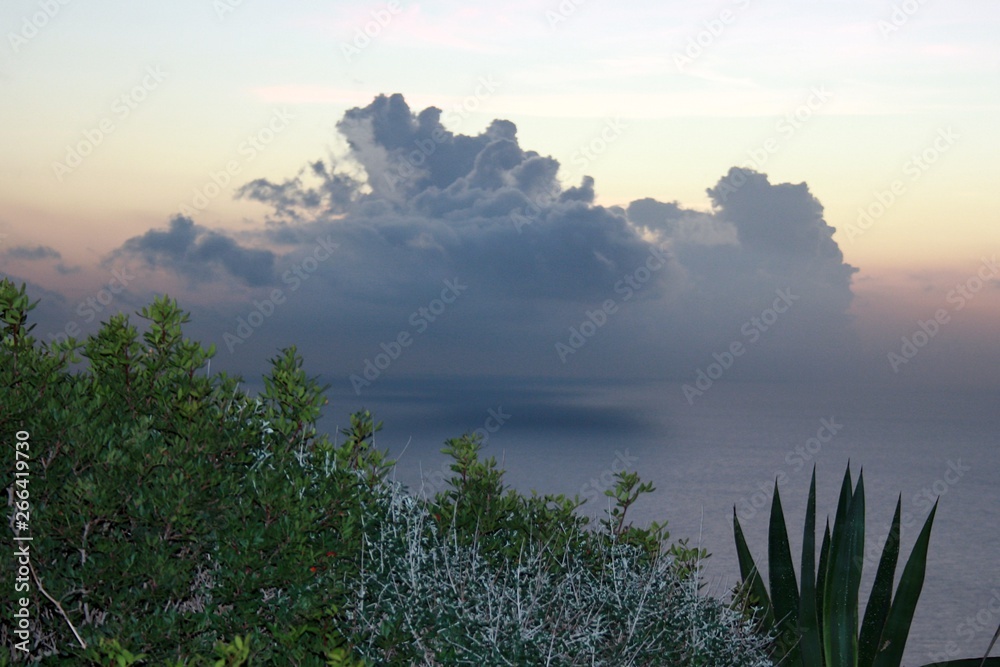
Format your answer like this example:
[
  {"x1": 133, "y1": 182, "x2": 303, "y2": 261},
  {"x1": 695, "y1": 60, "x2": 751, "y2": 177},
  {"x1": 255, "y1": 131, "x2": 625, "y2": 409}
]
[
  {"x1": 832, "y1": 465, "x2": 855, "y2": 542},
  {"x1": 817, "y1": 519, "x2": 831, "y2": 642},
  {"x1": 735, "y1": 507, "x2": 775, "y2": 629},
  {"x1": 823, "y1": 468, "x2": 865, "y2": 667},
  {"x1": 859, "y1": 495, "x2": 902, "y2": 667},
  {"x1": 798, "y1": 467, "x2": 823, "y2": 667},
  {"x1": 770, "y1": 481, "x2": 802, "y2": 663},
  {"x1": 871, "y1": 500, "x2": 938, "y2": 667}
]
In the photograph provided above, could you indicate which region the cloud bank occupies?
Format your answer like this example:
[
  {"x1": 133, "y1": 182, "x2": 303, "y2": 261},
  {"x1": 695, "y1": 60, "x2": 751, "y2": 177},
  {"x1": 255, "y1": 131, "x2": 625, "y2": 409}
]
[{"x1": 100, "y1": 93, "x2": 858, "y2": 391}]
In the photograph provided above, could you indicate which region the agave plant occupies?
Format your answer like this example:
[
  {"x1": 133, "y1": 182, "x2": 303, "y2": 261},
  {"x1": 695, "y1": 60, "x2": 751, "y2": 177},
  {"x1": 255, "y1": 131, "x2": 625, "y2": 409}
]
[{"x1": 733, "y1": 464, "x2": 1000, "y2": 667}]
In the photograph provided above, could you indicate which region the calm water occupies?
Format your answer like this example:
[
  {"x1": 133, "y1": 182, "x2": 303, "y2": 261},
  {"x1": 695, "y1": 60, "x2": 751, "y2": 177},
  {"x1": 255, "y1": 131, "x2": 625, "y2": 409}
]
[{"x1": 316, "y1": 377, "x2": 1000, "y2": 665}]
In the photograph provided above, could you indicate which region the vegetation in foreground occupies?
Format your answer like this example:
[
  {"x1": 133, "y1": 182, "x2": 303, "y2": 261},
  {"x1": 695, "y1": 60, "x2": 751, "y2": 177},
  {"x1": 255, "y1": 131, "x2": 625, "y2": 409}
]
[
  {"x1": 0, "y1": 279, "x2": 768, "y2": 665},
  {"x1": 3, "y1": 279, "x2": 997, "y2": 665},
  {"x1": 733, "y1": 467, "x2": 1000, "y2": 667}
]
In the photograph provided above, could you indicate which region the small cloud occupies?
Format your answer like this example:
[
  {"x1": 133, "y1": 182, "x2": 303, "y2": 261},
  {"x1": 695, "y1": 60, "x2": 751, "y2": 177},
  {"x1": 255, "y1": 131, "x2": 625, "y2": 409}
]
[
  {"x1": 5, "y1": 245, "x2": 62, "y2": 261},
  {"x1": 114, "y1": 215, "x2": 277, "y2": 287}
]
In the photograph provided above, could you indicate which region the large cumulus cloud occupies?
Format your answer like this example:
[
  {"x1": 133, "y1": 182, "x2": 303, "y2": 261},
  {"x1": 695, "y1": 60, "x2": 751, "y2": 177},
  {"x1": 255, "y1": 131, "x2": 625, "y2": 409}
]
[{"x1": 107, "y1": 93, "x2": 859, "y2": 387}]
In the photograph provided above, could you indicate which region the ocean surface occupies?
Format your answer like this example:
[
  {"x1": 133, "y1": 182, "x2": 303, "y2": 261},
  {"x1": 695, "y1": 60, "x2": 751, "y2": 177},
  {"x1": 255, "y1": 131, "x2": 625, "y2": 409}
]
[{"x1": 312, "y1": 377, "x2": 1000, "y2": 665}]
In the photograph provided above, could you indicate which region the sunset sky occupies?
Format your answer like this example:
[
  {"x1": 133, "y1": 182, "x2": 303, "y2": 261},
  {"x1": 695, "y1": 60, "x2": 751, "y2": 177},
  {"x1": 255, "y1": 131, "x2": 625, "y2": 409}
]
[{"x1": 2, "y1": 0, "x2": 998, "y2": 393}]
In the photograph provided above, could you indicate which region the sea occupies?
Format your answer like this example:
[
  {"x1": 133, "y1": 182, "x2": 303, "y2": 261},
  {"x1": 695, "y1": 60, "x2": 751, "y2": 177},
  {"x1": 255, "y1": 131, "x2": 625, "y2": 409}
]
[{"x1": 311, "y1": 376, "x2": 1000, "y2": 666}]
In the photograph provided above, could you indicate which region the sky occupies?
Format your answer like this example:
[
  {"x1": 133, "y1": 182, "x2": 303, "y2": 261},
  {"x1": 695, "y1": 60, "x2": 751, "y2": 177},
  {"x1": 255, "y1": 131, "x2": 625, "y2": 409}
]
[{"x1": 1, "y1": 0, "x2": 999, "y2": 398}]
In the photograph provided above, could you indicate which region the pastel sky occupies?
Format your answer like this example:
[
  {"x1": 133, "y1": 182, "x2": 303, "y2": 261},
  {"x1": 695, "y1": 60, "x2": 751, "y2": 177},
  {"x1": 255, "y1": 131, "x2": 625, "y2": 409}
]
[{"x1": 1, "y1": 0, "x2": 998, "y2": 391}]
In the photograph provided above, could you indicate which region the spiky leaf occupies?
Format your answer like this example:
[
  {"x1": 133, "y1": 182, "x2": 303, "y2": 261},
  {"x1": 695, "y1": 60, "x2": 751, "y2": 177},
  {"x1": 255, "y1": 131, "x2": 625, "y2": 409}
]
[
  {"x1": 735, "y1": 507, "x2": 774, "y2": 628},
  {"x1": 823, "y1": 469, "x2": 865, "y2": 667},
  {"x1": 871, "y1": 501, "x2": 938, "y2": 667},
  {"x1": 859, "y1": 495, "x2": 902, "y2": 667},
  {"x1": 817, "y1": 519, "x2": 831, "y2": 642},
  {"x1": 769, "y1": 481, "x2": 801, "y2": 663},
  {"x1": 798, "y1": 467, "x2": 823, "y2": 667}
]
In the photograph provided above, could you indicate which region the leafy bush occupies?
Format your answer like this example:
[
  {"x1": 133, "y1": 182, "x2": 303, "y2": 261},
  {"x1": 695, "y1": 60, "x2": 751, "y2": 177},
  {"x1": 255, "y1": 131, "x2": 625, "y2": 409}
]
[
  {"x1": 1, "y1": 279, "x2": 766, "y2": 665},
  {"x1": 1, "y1": 281, "x2": 380, "y2": 663}
]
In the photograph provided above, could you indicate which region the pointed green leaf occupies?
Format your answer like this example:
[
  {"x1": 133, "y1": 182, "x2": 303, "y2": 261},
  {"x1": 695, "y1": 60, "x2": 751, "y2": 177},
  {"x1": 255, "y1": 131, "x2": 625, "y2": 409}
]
[
  {"x1": 872, "y1": 501, "x2": 938, "y2": 667},
  {"x1": 799, "y1": 467, "x2": 824, "y2": 667},
  {"x1": 817, "y1": 519, "x2": 831, "y2": 642},
  {"x1": 859, "y1": 495, "x2": 902, "y2": 667},
  {"x1": 829, "y1": 464, "x2": 855, "y2": 560},
  {"x1": 824, "y1": 468, "x2": 865, "y2": 667},
  {"x1": 769, "y1": 480, "x2": 801, "y2": 663},
  {"x1": 734, "y1": 506, "x2": 774, "y2": 629}
]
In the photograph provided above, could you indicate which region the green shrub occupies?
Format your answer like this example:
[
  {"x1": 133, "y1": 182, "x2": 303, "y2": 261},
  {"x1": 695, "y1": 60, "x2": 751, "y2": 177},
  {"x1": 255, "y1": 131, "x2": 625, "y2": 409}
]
[
  {"x1": 1, "y1": 281, "x2": 379, "y2": 662},
  {"x1": 1, "y1": 279, "x2": 763, "y2": 665}
]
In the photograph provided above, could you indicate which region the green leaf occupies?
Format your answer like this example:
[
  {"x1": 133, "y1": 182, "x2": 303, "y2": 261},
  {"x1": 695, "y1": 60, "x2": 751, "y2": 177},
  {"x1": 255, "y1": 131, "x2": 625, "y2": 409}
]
[
  {"x1": 798, "y1": 467, "x2": 823, "y2": 667},
  {"x1": 734, "y1": 506, "x2": 775, "y2": 628},
  {"x1": 872, "y1": 501, "x2": 938, "y2": 667},
  {"x1": 768, "y1": 480, "x2": 801, "y2": 663},
  {"x1": 859, "y1": 495, "x2": 902, "y2": 667},
  {"x1": 817, "y1": 518, "x2": 831, "y2": 642},
  {"x1": 823, "y1": 468, "x2": 865, "y2": 667}
]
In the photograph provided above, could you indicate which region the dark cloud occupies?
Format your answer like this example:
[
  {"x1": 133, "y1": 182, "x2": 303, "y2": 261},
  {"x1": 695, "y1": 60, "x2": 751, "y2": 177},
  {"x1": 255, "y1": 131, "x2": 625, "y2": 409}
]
[
  {"x1": 231, "y1": 94, "x2": 662, "y2": 306},
  {"x1": 708, "y1": 168, "x2": 856, "y2": 281},
  {"x1": 5, "y1": 244, "x2": 61, "y2": 260},
  {"x1": 102, "y1": 93, "x2": 861, "y2": 389},
  {"x1": 114, "y1": 215, "x2": 276, "y2": 287}
]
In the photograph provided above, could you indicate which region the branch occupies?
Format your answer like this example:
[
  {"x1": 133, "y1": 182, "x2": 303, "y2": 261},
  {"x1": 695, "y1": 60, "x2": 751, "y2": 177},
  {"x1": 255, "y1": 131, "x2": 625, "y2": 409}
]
[{"x1": 29, "y1": 560, "x2": 87, "y2": 650}]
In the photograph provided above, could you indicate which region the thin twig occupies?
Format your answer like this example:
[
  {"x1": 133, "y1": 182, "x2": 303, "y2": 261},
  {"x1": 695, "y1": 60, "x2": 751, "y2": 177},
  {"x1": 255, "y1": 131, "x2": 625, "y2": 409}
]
[
  {"x1": 980, "y1": 620, "x2": 1000, "y2": 667},
  {"x1": 28, "y1": 560, "x2": 87, "y2": 650}
]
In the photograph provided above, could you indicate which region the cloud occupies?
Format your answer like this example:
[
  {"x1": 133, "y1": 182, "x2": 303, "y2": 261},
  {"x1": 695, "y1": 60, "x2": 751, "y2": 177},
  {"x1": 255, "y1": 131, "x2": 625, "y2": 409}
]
[
  {"x1": 114, "y1": 216, "x2": 277, "y2": 287},
  {"x1": 5, "y1": 244, "x2": 61, "y2": 261},
  {"x1": 100, "y1": 93, "x2": 860, "y2": 389}
]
